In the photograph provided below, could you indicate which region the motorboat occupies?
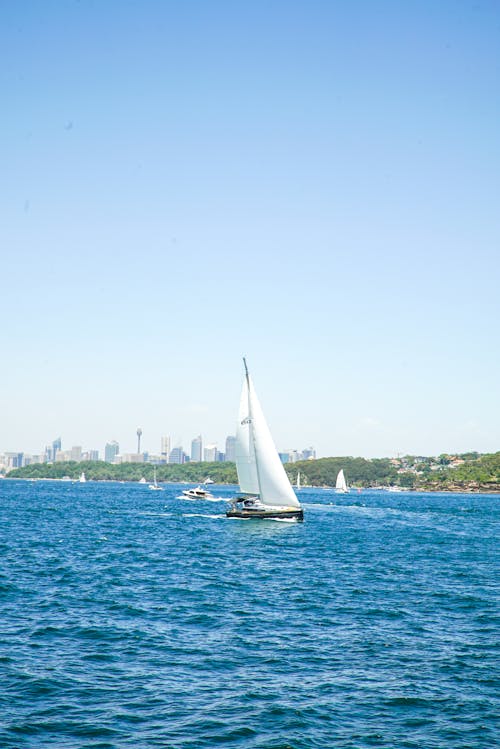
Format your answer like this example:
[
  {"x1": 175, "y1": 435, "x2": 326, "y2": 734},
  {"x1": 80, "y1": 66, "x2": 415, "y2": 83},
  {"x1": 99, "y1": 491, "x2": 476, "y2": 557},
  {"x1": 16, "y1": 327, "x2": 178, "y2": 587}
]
[{"x1": 182, "y1": 485, "x2": 214, "y2": 499}]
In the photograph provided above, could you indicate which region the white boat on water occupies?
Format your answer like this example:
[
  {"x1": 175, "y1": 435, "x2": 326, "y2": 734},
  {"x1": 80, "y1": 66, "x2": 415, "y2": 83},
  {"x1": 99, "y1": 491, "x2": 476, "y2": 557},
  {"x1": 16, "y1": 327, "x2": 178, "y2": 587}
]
[
  {"x1": 335, "y1": 469, "x2": 348, "y2": 493},
  {"x1": 79, "y1": 472, "x2": 86, "y2": 483},
  {"x1": 149, "y1": 467, "x2": 163, "y2": 491},
  {"x1": 296, "y1": 471, "x2": 302, "y2": 490},
  {"x1": 203, "y1": 477, "x2": 214, "y2": 485},
  {"x1": 139, "y1": 477, "x2": 147, "y2": 484},
  {"x1": 182, "y1": 485, "x2": 214, "y2": 499},
  {"x1": 227, "y1": 359, "x2": 304, "y2": 521}
]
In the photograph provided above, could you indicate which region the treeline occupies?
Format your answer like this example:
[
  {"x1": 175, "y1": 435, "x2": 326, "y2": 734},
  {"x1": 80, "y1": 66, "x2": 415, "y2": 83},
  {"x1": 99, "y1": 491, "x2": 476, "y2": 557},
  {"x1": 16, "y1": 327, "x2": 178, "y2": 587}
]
[
  {"x1": 284, "y1": 457, "x2": 399, "y2": 487},
  {"x1": 7, "y1": 460, "x2": 238, "y2": 484},
  {"x1": 9, "y1": 456, "x2": 399, "y2": 487},
  {"x1": 419, "y1": 451, "x2": 500, "y2": 490}
]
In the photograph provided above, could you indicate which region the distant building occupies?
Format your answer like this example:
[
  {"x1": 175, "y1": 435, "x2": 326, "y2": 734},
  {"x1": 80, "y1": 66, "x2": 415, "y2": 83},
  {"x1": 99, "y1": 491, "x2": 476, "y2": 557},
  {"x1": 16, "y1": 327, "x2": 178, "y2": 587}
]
[
  {"x1": 4, "y1": 452, "x2": 24, "y2": 469},
  {"x1": 70, "y1": 446, "x2": 82, "y2": 462},
  {"x1": 121, "y1": 453, "x2": 145, "y2": 463},
  {"x1": 105, "y1": 441, "x2": 120, "y2": 463},
  {"x1": 225, "y1": 436, "x2": 236, "y2": 462},
  {"x1": 169, "y1": 447, "x2": 185, "y2": 464},
  {"x1": 287, "y1": 450, "x2": 301, "y2": 464},
  {"x1": 191, "y1": 435, "x2": 203, "y2": 462},
  {"x1": 25, "y1": 454, "x2": 43, "y2": 465},
  {"x1": 44, "y1": 437, "x2": 62, "y2": 463},
  {"x1": 279, "y1": 448, "x2": 316, "y2": 464},
  {"x1": 161, "y1": 436, "x2": 171, "y2": 464},
  {"x1": 52, "y1": 437, "x2": 61, "y2": 461},
  {"x1": 147, "y1": 454, "x2": 163, "y2": 464},
  {"x1": 88, "y1": 450, "x2": 99, "y2": 461},
  {"x1": 203, "y1": 444, "x2": 218, "y2": 462}
]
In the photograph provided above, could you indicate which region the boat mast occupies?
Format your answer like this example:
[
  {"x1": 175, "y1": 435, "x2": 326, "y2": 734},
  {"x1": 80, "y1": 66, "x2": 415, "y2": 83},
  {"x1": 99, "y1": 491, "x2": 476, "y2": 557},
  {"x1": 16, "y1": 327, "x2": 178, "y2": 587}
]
[{"x1": 243, "y1": 357, "x2": 263, "y2": 498}]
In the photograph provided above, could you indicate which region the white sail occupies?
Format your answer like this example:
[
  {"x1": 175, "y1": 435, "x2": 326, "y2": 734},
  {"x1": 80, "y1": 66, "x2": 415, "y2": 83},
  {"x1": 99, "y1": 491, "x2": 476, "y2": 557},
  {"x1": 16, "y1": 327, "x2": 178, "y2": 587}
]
[
  {"x1": 297, "y1": 471, "x2": 301, "y2": 489},
  {"x1": 235, "y1": 378, "x2": 259, "y2": 495},
  {"x1": 335, "y1": 469, "x2": 348, "y2": 492},
  {"x1": 245, "y1": 374, "x2": 300, "y2": 509}
]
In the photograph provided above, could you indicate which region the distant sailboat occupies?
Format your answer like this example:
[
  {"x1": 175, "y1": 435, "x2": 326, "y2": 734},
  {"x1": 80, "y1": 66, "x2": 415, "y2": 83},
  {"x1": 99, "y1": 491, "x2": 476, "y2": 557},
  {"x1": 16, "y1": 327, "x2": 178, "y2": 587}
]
[
  {"x1": 149, "y1": 466, "x2": 163, "y2": 491},
  {"x1": 79, "y1": 472, "x2": 86, "y2": 483},
  {"x1": 335, "y1": 469, "x2": 348, "y2": 493},
  {"x1": 227, "y1": 359, "x2": 304, "y2": 521},
  {"x1": 296, "y1": 471, "x2": 301, "y2": 490}
]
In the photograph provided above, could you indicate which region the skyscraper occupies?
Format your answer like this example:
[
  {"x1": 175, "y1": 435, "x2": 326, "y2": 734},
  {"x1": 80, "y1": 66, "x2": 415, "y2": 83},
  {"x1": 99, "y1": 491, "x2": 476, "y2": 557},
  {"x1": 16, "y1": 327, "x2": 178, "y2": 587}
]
[
  {"x1": 161, "y1": 436, "x2": 171, "y2": 463},
  {"x1": 169, "y1": 446, "x2": 185, "y2": 464},
  {"x1": 70, "y1": 445, "x2": 82, "y2": 462},
  {"x1": 203, "y1": 444, "x2": 218, "y2": 462},
  {"x1": 52, "y1": 437, "x2": 61, "y2": 461},
  {"x1": 105, "y1": 441, "x2": 120, "y2": 462},
  {"x1": 191, "y1": 435, "x2": 202, "y2": 462},
  {"x1": 225, "y1": 435, "x2": 236, "y2": 462}
]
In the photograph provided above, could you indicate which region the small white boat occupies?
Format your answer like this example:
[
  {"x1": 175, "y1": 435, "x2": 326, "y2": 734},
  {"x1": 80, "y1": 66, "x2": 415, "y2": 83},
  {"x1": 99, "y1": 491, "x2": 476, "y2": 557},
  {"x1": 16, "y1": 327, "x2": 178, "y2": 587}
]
[
  {"x1": 335, "y1": 469, "x2": 348, "y2": 493},
  {"x1": 296, "y1": 471, "x2": 302, "y2": 489},
  {"x1": 149, "y1": 467, "x2": 163, "y2": 491},
  {"x1": 227, "y1": 359, "x2": 304, "y2": 521},
  {"x1": 79, "y1": 472, "x2": 86, "y2": 483},
  {"x1": 138, "y1": 477, "x2": 147, "y2": 484},
  {"x1": 203, "y1": 477, "x2": 214, "y2": 485},
  {"x1": 182, "y1": 485, "x2": 214, "y2": 499}
]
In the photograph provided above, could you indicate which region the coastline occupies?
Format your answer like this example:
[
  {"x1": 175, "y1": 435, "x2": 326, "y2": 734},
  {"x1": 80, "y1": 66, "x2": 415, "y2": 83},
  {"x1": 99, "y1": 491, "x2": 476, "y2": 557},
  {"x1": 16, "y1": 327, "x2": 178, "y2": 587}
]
[{"x1": 3, "y1": 476, "x2": 500, "y2": 493}]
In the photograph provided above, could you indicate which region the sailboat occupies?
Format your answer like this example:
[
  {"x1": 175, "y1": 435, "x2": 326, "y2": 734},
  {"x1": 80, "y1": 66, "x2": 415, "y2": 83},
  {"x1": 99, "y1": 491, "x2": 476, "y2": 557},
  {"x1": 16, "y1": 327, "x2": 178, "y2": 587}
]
[
  {"x1": 226, "y1": 359, "x2": 304, "y2": 521},
  {"x1": 335, "y1": 469, "x2": 348, "y2": 493},
  {"x1": 296, "y1": 471, "x2": 301, "y2": 490},
  {"x1": 149, "y1": 466, "x2": 163, "y2": 491},
  {"x1": 79, "y1": 472, "x2": 86, "y2": 483}
]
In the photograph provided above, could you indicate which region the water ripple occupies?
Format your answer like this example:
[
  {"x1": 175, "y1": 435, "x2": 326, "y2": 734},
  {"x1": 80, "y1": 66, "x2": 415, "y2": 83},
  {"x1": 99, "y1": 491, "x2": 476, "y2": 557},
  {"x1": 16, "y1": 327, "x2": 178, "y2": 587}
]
[{"x1": 0, "y1": 481, "x2": 498, "y2": 748}]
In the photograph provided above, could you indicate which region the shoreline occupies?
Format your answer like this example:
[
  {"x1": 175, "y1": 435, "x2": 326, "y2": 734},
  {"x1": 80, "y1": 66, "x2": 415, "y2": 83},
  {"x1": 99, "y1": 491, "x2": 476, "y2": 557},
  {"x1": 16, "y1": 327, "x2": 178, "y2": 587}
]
[{"x1": 2, "y1": 476, "x2": 499, "y2": 494}]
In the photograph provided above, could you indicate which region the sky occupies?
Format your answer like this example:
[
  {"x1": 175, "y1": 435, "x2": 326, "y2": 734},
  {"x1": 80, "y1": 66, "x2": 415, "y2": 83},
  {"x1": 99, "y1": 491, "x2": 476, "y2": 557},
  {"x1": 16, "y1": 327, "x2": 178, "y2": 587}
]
[{"x1": 1, "y1": 0, "x2": 499, "y2": 459}]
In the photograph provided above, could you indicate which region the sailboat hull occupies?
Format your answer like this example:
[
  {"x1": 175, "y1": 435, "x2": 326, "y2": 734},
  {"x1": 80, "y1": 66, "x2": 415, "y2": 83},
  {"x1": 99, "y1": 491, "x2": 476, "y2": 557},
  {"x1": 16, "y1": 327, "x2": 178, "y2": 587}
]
[{"x1": 226, "y1": 507, "x2": 304, "y2": 521}]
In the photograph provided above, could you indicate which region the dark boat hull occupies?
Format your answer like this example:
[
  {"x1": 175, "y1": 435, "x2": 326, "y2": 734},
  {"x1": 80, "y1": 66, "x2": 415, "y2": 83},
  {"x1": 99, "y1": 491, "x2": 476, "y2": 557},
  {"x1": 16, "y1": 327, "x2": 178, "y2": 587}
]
[{"x1": 226, "y1": 507, "x2": 304, "y2": 521}]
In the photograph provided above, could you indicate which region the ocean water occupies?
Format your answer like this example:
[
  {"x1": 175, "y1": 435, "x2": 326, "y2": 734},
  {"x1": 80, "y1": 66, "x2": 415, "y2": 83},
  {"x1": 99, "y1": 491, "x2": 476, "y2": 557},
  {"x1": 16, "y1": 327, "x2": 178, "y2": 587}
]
[{"x1": 0, "y1": 480, "x2": 498, "y2": 749}]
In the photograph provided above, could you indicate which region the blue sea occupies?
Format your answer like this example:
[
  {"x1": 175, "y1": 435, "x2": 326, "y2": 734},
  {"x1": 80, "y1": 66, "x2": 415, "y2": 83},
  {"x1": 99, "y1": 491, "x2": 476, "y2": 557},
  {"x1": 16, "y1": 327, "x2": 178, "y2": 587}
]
[{"x1": 0, "y1": 480, "x2": 498, "y2": 749}]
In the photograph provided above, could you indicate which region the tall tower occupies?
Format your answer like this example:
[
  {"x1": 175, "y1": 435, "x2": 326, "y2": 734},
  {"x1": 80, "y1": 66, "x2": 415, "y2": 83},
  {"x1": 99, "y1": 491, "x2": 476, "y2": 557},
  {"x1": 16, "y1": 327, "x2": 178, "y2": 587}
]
[
  {"x1": 161, "y1": 435, "x2": 171, "y2": 463},
  {"x1": 52, "y1": 437, "x2": 61, "y2": 461},
  {"x1": 105, "y1": 441, "x2": 120, "y2": 463},
  {"x1": 225, "y1": 435, "x2": 236, "y2": 462},
  {"x1": 136, "y1": 427, "x2": 142, "y2": 454},
  {"x1": 191, "y1": 435, "x2": 202, "y2": 462}
]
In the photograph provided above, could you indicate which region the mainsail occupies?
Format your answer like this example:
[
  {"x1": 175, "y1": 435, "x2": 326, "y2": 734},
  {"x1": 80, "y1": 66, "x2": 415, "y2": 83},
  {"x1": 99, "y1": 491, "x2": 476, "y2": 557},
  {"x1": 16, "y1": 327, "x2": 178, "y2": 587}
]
[
  {"x1": 235, "y1": 361, "x2": 300, "y2": 509},
  {"x1": 336, "y1": 469, "x2": 348, "y2": 492},
  {"x1": 235, "y1": 378, "x2": 259, "y2": 495}
]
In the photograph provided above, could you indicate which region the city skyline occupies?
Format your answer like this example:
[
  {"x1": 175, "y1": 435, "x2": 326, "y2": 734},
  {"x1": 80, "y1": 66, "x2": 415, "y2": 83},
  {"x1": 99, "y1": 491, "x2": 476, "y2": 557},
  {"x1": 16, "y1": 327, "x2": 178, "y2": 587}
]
[
  {"x1": 0, "y1": 431, "x2": 316, "y2": 471},
  {"x1": 1, "y1": 2, "x2": 498, "y2": 460}
]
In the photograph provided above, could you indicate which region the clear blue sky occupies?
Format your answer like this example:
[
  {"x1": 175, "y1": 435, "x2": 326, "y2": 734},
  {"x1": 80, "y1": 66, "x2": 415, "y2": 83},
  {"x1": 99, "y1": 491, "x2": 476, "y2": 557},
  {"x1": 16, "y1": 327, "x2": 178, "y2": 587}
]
[{"x1": 1, "y1": 0, "x2": 499, "y2": 458}]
